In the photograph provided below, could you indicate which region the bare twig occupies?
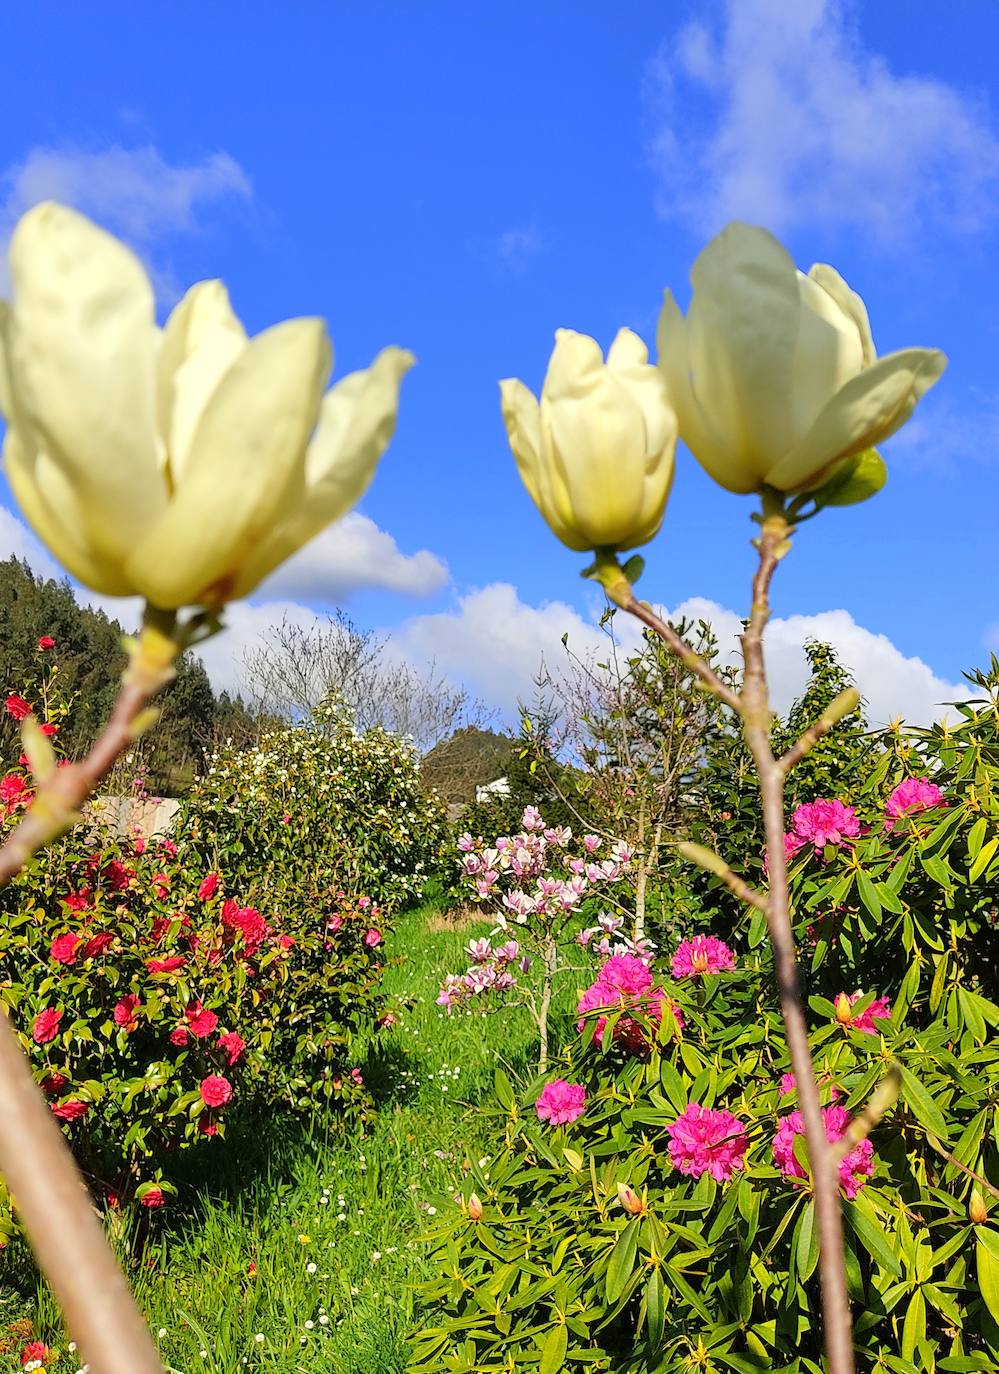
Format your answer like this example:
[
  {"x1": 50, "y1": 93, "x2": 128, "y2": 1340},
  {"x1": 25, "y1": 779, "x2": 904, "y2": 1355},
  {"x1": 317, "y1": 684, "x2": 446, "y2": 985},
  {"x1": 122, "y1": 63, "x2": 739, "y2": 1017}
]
[
  {"x1": 924, "y1": 1132, "x2": 999, "y2": 1201},
  {"x1": 778, "y1": 688, "x2": 862, "y2": 776},
  {"x1": 0, "y1": 644, "x2": 172, "y2": 1374},
  {"x1": 675, "y1": 840, "x2": 769, "y2": 913},
  {"x1": 623, "y1": 598, "x2": 743, "y2": 715}
]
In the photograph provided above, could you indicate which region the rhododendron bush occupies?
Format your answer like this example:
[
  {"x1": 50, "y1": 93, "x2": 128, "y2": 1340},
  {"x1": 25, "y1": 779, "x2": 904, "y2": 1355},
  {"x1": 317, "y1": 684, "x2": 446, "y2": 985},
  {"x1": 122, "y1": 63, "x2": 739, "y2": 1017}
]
[{"x1": 178, "y1": 700, "x2": 447, "y2": 915}]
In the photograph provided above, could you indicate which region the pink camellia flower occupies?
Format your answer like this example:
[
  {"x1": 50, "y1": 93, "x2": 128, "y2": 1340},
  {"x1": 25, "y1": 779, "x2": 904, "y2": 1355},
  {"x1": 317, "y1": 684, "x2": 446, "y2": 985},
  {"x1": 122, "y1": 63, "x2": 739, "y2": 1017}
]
[
  {"x1": 152, "y1": 872, "x2": 171, "y2": 899},
  {"x1": 350, "y1": 1067, "x2": 364, "y2": 1086},
  {"x1": 200, "y1": 1075, "x2": 233, "y2": 1108},
  {"x1": 139, "y1": 1188, "x2": 165, "y2": 1208},
  {"x1": 186, "y1": 1003, "x2": 219, "y2": 1039},
  {"x1": 64, "y1": 888, "x2": 92, "y2": 912},
  {"x1": 666, "y1": 1103, "x2": 748, "y2": 1182},
  {"x1": 218, "y1": 1031, "x2": 247, "y2": 1066},
  {"x1": 32, "y1": 1007, "x2": 62, "y2": 1044},
  {"x1": 51, "y1": 1099, "x2": 89, "y2": 1122},
  {"x1": 773, "y1": 1104, "x2": 874, "y2": 1199},
  {"x1": 50, "y1": 931, "x2": 82, "y2": 966},
  {"x1": 789, "y1": 799, "x2": 862, "y2": 852},
  {"x1": 169, "y1": 1025, "x2": 188, "y2": 1047},
  {"x1": 885, "y1": 777, "x2": 946, "y2": 831},
  {"x1": 671, "y1": 935, "x2": 735, "y2": 978},
  {"x1": 535, "y1": 1079, "x2": 586, "y2": 1126},
  {"x1": 327, "y1": 914, "x2": 343, "y2": 933},
  {"x1": 113, "y1": 994, "x2": 141, "y2": 1032},
  {"x1": 5, "y1": 694, "x2": 32, "y2": 721},
  {"x1": 364, "y1": 928, "x2": 383, "y2": 948},
  {"x1": 37, "y1": 635, "x2": 56, "y2": 650},
  {"x1": 834, "y1": 991, "x2": 892, "y2": 1035},
  {"x1": 198, "y1": 871, "x2": 221, "y2": 902}
]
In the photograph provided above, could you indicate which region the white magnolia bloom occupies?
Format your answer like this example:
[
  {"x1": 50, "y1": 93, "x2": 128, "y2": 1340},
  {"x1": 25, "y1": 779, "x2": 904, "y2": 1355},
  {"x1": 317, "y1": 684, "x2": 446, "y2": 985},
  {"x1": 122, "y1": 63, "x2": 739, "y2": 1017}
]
[
  {"x1": 500, "y1": 327, "x2": 677, "y2": 552},
  {"x1": 658, "y1": 221, "x2": 946, "y2": 494},
  {"x1": 0, "y1": 202, "x2": 413, "y2": 607}
]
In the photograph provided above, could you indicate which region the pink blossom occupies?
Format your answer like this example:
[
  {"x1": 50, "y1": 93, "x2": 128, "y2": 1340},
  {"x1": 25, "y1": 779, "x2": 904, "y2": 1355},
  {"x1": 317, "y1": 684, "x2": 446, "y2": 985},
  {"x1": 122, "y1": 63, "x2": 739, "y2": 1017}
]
[
  {"x1": 671, "y1": 935, "x2": 735, "y2": 978},
  {"x1": 521, "y1": 806, "x2": 543, "y2": 832},
  {"x1": 467, "y1": 938, "x2": 492, "y2": 963},
  {"x1": 535, "y1": 1079, "x2": 586, "y2": 1126},
  {"x1": 598, "y1": 954, "x2": 653, "y2": 998},
  {"x1": 50, "y1": 932, "x2": 82, "y2": 966},
  {"x1": 779, "y1": 1072, "x2": 797, "y2": 1097},
  {"x1": 772, "y1": 1105, "x2": 874, "y2": 1199},
  {"x1": 457, "y1": 833, "x2": 476, "y2": 852},
  {"x1": 198, "y1": 872, "x2": 221, "y2": 902},
  {"x1": 583, "y1": 834, "x2": 601, "y2": 853},
  {"x1": 364, "y1": 928, "x2": 383, "y2": 948},
  {"x1": 666, "y1": 1104, "x2": 748, "y2": 1181},
  {"x1": 885, "y1": 777, "x2": 946, "y2": 831},
  {"x1": 789, "y1": 799, "x2": 862, "y2": 851}
]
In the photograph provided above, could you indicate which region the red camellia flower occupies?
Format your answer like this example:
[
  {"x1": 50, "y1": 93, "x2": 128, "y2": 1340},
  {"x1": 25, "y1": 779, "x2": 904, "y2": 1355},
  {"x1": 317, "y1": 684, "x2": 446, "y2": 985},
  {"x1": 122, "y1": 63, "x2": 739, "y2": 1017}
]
[
  {"x1": 32, "y1": 1007, "x2": 62, "y2": 1044},
  {"x1": 169, "y1": 1025, "x2": 188, "y2": 1047},
  {"x1": 50, "y1": 931, "x2": 82, "y2": 965},
  {"x1": 51, "y1": 1099, "x2": 89, "y2": 1122},
  {"x1": 64, "y1": 888, "x2": 92, "y2": 911},
  {"x1": 186, "y1": 1003, "x2": 219, "y2": 1039},
  {"x1": 198, "y1": 871, "x2": 221, "y2": 902},
  {"x1": 199, "y1": 1118, "x2": 220, "y2": 1137},
  {"x1": 37, "y1": 635, "x2": 56, "y2": 650},
  {"x1": 20, "y1": 1341, "x2": 50, "y2": 1367},
  {"x1": 200, "y1": 1074, "x2": 233, "y2": 1108},
  {"x1": 139, "y1": 1188, "x2": 165, "y2": 1208},
  {"x1": 278, "y1": 934, "x2": 295, "y2": 950},
  {"x1": 146, "y1": 956, "x2": 187, "y2": 974},
  {"x1": 113, "y1": 994, "x2": 141, "y2": 1031},
  {"x1": 40, "y1": 1071, "x2": 68, "y2": 1097},
  {"x1": 218, "y1": 1030, "x2": 246, "y2": 1066},
  {"x1": 0, "y1": 772, "x2": 33, "y2": 816},
  {"x1": 39, "y1": 722, "x2": 58, "y2": 737},
  {"x1": 152, "y1": 872, "x2": 171, "y2": 899},
  {"x1": 104, "y1": 859, "x2": 135, "y2": 891},
  {"x1": 5, "y1": 694, "x2": 32, "y2": 721},
  {"x1": 84, "y1": 931, "x2": 115, "y2": 958}
]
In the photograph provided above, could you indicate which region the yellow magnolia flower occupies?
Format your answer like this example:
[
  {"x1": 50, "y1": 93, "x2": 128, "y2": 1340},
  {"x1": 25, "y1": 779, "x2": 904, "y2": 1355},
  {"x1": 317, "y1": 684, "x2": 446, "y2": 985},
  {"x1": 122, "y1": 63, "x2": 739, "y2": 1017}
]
[
  {"x1": 500, "y1": 327, "x2": 677, "y2": 553},
  {"x1": 0, "y1": 202, "x2": 413, "y2": 608},
  {"x1": 658, "y1": 221, "x2": 946, "y2": 495}
]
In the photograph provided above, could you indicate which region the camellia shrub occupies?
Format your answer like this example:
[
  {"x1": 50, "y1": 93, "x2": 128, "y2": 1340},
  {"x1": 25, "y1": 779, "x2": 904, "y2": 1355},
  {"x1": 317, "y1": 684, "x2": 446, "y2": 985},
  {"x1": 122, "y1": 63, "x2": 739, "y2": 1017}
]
[
  {"x1": 178, "y1": 700, "x2": 448, "y2": 915},
  {"x1": 0, "y1": 677, "x2": 392, "y2": 1233},
  {"x1": 414, "y1": 926, "x2": 999, "y2": 1371}
]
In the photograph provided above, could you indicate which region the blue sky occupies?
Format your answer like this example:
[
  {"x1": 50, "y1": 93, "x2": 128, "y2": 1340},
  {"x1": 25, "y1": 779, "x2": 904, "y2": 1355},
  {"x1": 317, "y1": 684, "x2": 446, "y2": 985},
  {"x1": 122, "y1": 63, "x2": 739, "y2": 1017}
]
[{"x1": 0, "y1": 0, "x2": 997, "y2": 725}]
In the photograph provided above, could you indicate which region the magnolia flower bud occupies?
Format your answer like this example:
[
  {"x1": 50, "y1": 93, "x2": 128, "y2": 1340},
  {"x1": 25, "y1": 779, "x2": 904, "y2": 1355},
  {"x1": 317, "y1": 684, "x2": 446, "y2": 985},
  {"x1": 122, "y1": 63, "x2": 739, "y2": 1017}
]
[
  {"x1": 500, "y1": 328, "x2": 677, "y2": 553},
  {"x1": 970, "y1": 1189, "x2": 989, "y2": 1225},
  {"x1": 0, "y1": 203, "x2": 414, "y2": 609},
  {"x1": 616, "y1": 1182, "x2": 645, "y2": 1215},
  {"x1": 467, "y1": 1192, "x2": 483, "y2": 1221},
  {"x1": 658, "y1": 222, "x2": 946, "y2": 496}
]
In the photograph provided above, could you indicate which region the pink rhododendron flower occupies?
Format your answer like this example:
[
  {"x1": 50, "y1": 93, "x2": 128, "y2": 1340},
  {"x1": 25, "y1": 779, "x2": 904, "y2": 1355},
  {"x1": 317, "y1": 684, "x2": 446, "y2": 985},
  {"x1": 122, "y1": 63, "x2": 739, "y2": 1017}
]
[
  {"x1": 535, "y1": 1079, "x2": 586, "y2": 1126},
  {"x1": 50, "y1": 931, "x2": 82, "y2": 965},
  {"x1": 671, "y1": 935, "x2": 735, "y2": 978},
  {"x1": 364, "y1": 928, "x2": 382, "y2": 947},
  {"x1": 218, "y1": 1031, "x2": 246, "y2": 1066},
  {"x1": 772, "y1": 1105, "x2": 874, "y2": 1199},
  {"x1": 789, "y1": 799, "x2": 862, "y2": 851},
  {"x1": 779, "y1": 1073, "x2": 797, "y2": 1097},
  {"x1": 885, "y1": 777, "x2": 946, "y2": 831},
  {"x1": 198, "y1": 872, "x2": 221, "y2": 901},
  {"x1": 32, "y1": 1007, "x2": 62, "y2": 1044},
  {"x1": 834, "y1": 991, "x2": 892, "y2": 1034},
  {"x1": 666, "y1": 1104, "x2": 748, "y2": 1182},
  {"x1": 200, "y1": 1075, "x2": 233, "y2": 1108},
  {"x1": 113, "y1": 995, "x2": 141, "y2": 1031},
  {"x1": 598, "y1": 954, "x2": 653, "y2": 997}
]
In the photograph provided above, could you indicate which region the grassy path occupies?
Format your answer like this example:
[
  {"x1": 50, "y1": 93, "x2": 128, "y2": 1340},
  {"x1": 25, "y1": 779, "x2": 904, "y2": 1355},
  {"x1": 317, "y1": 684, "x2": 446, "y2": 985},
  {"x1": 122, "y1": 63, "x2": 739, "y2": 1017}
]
[{"x1": 2, "y1": 898, "x2": 540, "y2": 1374}]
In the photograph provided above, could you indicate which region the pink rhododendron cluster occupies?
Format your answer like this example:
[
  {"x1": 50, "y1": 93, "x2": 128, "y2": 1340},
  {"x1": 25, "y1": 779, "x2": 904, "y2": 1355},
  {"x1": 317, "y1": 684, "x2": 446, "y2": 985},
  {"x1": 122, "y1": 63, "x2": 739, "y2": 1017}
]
[
  {"x1": 535, "y1": 1078, "x2": 586, "y2": 1126},
  {"x1": 666, "y1": 1104, "x2": 748, "y2": 1181},
  {"x1": 779, "y1": 798, "x2": 863, "y2": 866},
  {"x1": 834, "y1": 991, "x2": 892, "y2": 1034},
  {"x1": 884, "y1": 777, "x2": 946, "y2": 831},
  {"x1": 437, "y1": 938, "x2": 527, "y2": 1010},
  {"x1": 577, "y1": 953, "x2": 683, "y2": 1054},
  {"x1": 772, "y1": 1104, "x2": 874, "y2": 1199},
  {"x1": 671, "y1": 935, "x2": 735, "y2": 978}
]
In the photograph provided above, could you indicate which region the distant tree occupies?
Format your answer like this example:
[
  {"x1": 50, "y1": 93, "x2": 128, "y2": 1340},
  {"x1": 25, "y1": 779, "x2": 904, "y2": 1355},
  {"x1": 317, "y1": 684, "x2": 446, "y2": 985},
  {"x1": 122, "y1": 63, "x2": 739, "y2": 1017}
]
[{"x1": 420, "y1": 726, "x2": 519, "y2": 806}]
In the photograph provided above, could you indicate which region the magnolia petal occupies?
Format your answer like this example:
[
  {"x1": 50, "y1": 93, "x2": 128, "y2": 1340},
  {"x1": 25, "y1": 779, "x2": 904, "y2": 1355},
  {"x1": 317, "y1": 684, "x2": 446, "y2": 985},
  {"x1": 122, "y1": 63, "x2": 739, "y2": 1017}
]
[
  {"x1": 792, "y1": 272, "x2": 866, "y2": 437},
  {"x1": 5, "y1": 202, "x2": 164, "y2": 563},
  {"x1": 233, "y1": 346, "x2": 415, "y2": 597},
  {"x1": 5, "y1": 431, "x2": 133, "y2": 595},
  {"x1": 657, "y1": 290, "x2": 757, "y2": 493},
  {"x1": 765, "y1": 347, "x2": 947, "y2": 492},
  {"x1": 499, "y1": 377, "x2": 544, "y2": 509},
  {"x1": 606, "y1": 327, "x2": 649, "y2": 371},
  {"x1": 158, "y1": 280, "x2": 247, "y2": 483},
  {"x1": 685, "y1": 221, "x2": 803, "y2": 466},
  {"x1": 807, "y1": 264, "x2": 876, "y2": 367},
  {"x1": 125, "y1": 317, "x2": 331, "y2": 607}
]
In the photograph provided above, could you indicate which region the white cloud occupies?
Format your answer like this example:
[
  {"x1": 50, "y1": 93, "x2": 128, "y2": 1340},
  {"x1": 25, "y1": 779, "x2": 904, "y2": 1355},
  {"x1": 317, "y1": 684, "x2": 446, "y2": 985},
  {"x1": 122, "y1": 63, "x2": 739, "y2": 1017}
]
[
  {"x1": 495, "y1": 226, "x2": 543, "y2": 272},
  {"x1": 255, "y1": 512, "x2": 449, "y2": 603},
  {"x1": 887, "y1": 387, "x2": 999, "y2": 473},
  {"x1": 388, "y1": 583, "x2": 971, "y2": 728},
  {"x1": 0, "y1": 143, "x2": 252, "y2": 294},
  {"x1": 647, "y1": 0, "x2": 999, "y2": 241}
]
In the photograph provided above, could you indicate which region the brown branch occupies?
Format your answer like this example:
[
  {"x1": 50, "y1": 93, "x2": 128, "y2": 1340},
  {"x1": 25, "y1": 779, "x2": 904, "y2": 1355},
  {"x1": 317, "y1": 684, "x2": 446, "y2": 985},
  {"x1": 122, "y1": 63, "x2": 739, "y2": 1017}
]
[
  {"x1": 925, "y1": 1132, "x2": 999, "y2": 1201},
  {"x1": 675, "y1": 841, "x2": 769, "y2": 913},
  {"x1": 0, "y1": 672, "x2": 167, "y2": 1374},
  {"x1": 622, "y1": 596, "x2": 743, "y2": 715}
]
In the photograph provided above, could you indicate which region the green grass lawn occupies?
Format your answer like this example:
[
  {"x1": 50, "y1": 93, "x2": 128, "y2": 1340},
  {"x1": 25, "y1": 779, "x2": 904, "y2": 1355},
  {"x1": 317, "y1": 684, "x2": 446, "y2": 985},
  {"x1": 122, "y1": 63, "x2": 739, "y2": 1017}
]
[{"x1": 0, "y1": 895, "x2": 558, "y2": 1374}]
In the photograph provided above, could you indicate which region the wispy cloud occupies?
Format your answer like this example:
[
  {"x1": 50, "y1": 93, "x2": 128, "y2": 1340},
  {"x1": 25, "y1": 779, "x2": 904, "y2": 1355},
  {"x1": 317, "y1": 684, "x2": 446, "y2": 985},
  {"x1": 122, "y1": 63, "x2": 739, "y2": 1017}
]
[
  {"x1": 494, "y1": 225, "x2": 543, "y2": 273},
  {"x1": 646, "y1": 0, "x2": 999, "y2": 243},
  {"x1": 888, "y1": 387, "x2": 999, "y2": 472},
  {"x1": 0, "y1": 143, "x2": 252, "y2": 296}
]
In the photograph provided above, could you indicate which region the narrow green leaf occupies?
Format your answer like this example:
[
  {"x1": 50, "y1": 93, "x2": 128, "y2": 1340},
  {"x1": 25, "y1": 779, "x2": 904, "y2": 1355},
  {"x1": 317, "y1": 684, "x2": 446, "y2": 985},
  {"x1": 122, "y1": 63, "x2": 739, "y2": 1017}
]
[
  {"x1": 899, "y1": 1065, "x2": 951, "y2": 1143},
  {"x1": 605, "y1": 1222, "x2": 640, "y2": 1304},
  {"x1": 539, "y1": 1322, "x2": 568, "y2": 1374}
]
